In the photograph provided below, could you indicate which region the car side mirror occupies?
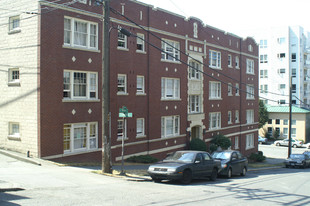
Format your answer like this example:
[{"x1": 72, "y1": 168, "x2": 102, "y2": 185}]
[
  {"x1": 232, "y1": 157, "x2": 237, "y2": 161},
  {"x1": 195, "y1": 160, "x2": 201, "y2": 164}
]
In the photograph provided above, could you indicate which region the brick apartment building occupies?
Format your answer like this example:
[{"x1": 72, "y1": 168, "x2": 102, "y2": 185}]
[{"x1": 0, "y1": 0, "x2": 259, "y2": 163}]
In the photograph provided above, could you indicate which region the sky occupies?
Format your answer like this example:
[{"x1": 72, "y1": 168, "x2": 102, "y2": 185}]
[{"x1": 137, "y1": 0, "x2": 310, "y2": 38}]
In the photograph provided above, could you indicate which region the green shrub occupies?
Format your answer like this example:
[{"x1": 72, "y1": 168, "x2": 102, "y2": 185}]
[
  {"x1": 209, "y1": 144, "x2": 218, "y2": 153},
  {"x1": 211, "y1": 134, "x2": 231, "y2": 150},
  {"x1": 249, "y1": 152, "x2": 266, "y2": 162},
  {"x1": 189, "y1": 138, "x2": 207, "y2": 151},
  {"x1": 125, "y1": 155, "x2": 158, "y2": 163}
]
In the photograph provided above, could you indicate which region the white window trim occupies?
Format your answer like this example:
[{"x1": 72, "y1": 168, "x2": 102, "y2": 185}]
[
  {"x1": 246, "y1": 133, "x2": 254, "y2": 150},
  {"x1": 246, "y1": 84, "x2": 255, "y2": 100},
  {"x1": 161, "y1": 39, "x2": 180, "y2": 62},
  {"x1": 8, "y1": 68, "x2": 20, "y2": 86},
  {"x1": 8, "y1": 122, "x2": 20, "y2": 139},
  {"x1": 117, "y1": 74, "x2": 127, "y2": 95},
  {"x1": 161, "y1": 77, "x2": 180, "y2": 100},
  {"x1": 235, "y1": 56, "x2": 239, "y2": 69},
  {"x1": 235, "y1": 136, "x2": 239, "y2": 149},
  {"x1": 209, "y1": 50, "x2": 221, "y2": 69},
  {"x1": 246, "y1": 109, "x2": 254, "y2": 124},
  {"x1": 246, "y1": 59, "x2": 255, "y2": 74},
  {"x1": 136, "y1": 118, "x2": 145, "y2": 138},
  {"x1": 161, "y1": 115, "x2": 180, "y2": 138},
  {"x1": 136, "y1": 33, "x2": 145, "y2": 53},
  {"x1": 189, "y1": 95, "x2": 201, "y2": 114},
  {"x1": 63, "y1": 122, "x2": 98, "y2": 153},
  {"x1": 63, "y1": 16, "x2": 98, "y2": 51},
  {"x1": 8, "y1": 15, "x2": 21, "y2": 33},
  {"x1": 117, "y1": 119, "x2": 127, "y2": 141},
  {"x1": 228, "y1": 54, "x2": 232, "y2": 67},
  {"x1": 63, "y1": 70, "x2": 98, "y2": 100},
  {"x1": 228, "y1": 111, "x2": 232, "y2": 124},
  {"x1": 235, "y1": 110, "x2": 239, "y2": 123},
  {"x1": 235, "y1": 83, "x2": 240, "y2": 96},
  {"x1": 118, "y1": 30, "x2": 128, "y2": 50},
  {"x1": 136, "y1": 75, "x2": 145, "y2": 95},
  {"x1": 209, "y1": 81, "x2": 221, "y2": 100},
  {"x1": 209, "y1": 112, "x2": 221, "y2": 130},
  {"x1": 228, "y1": 83, "x2": 233, "y2": 96},
  {"x1": 188, "y1": 60, "x2": 201, "y2": 80}
]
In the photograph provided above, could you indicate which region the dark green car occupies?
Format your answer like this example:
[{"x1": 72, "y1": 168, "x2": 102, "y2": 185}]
[
  {"x1": 211, "y1": 150, "x2": 248, "y2": 178},
  {"x1": 147, "y1": 150, "x2": 221, "y2": 184}
]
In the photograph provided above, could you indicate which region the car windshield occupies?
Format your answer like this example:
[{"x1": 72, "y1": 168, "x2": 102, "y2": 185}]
[
  {"x1": 290, "y1": 154, "x2": 304, "y2": 159},
  {"x1": 212, "y1": 152, "x2": 231, "y2": 160},
  {"x1": 164, "y1": 152, "x2": 196, "y2": 163}
]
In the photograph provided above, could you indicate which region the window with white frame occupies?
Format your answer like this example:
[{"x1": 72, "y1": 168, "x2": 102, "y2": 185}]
[
  {"x1": 209, "y1": 112, "x2": 221, "y2": 130},
  {"x1": 228, "y1": 111, "x2": 232, "y2": 124},
  {"x1": 189, "y1": 95, "x2": 201, "y2": 113},
  {"x1": 260, "y1": 70, "x2": 268, "y2": 78},
  {"x1": 136, "y1": 118, "x2": 145, "y2": 137},
  {"x1": 77, "y1": 0, "x2": 87, "y2": 4},
  {"x1": 136, "y1": 33, "x2": 145, "y2": 52},
  {"x1": 235, "y1": 110, "x2": 239, "y2": 123},
  {"x1": 228, "y1": 83, "x2": 233, "y2": 96},
  {"x1": 117, "y1": 74, "x2": 127, "y2": 94},
  {"x1": 161, "y1": 39, "x2": 180, "y2": 62},
  {"x1": 246, "y1": 110, "x2": 254, "y2": 124},
  {"x1": 235, "y1": 56, "x2": 239, "y2": 68},
  {"x1": 260, "y1": 40, "x2": 267, "y2": 48},
  {"x1": 64, "y1": 17, "x2": 98, "y2": 50},
  {"x1": 292, "y1": 128, "x2": 296, "y2": 138},
  {"x1": 228, "y1": 55, "x2": 232, "y2": 67},
  {"x1": 63, "y1": 71, "x2": 98, "y2": 100},
  {"x1": 161, "y1": 116, "x2": 180, "y2": 138},
  {"x1": 8, "y1": 68, "x2": 20, "y2": 84},
  {"x1": 260, "y1": 55, "x2": 268, "y2": 63},
  {"x1": 209, "y1": 81, "x2": 221, "y2": 99},
  {"x1": 247, "y1": 59, "x2": 254, "y2": 74},
  {"x1": 9, "y1": 15, "x2": 20, "y2": 32},
  {"x1": 235, "y1": 136, "x2": 239, "y2": 149},
  {"x1": 8, "y1": 122, "x2": 20, "y2": 137},
  {"x1": 117, "y1": 119, "x2": 127, "y2": 140},
  {"x1": 246, "y1": 84, "x2": 255, "y2": 99},
  {"x1": 283, "y1": 128, "x2": 288, "y2": 138},
  {"x1": 235, "y1": 83, "x2": 239, "y2": 96},
  {"x1": 260, "y1": 85, "x2": 268, "y2": 93},
  {"x1": 188, "y1": 60, "x2": 201, "y2": 80},
  {"x1": 161, "y1": 78, "x2": 180, "y2": 100},
  {"x1": 63, "y1": 122, "x2": 98, "y2": 153},
  {"x1": 246, "y1": 133, "x2": 254, "y2": 149},
  {"x1": 209, "y1": 50, "x2": 221, "y2": 68},
  {"x1": 118, "y1": 30, "x2": 127, "y2": 48},
  {"x1": 136, "y1": 76, "x2": 145, "y2": 94}
]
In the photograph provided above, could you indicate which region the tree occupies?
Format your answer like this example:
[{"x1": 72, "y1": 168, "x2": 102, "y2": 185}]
[
  {"x1": 259, "y1": 100, "x2": 269, "y2": 128},
  {"x1": 210, "y1": 134, "x2": 231, "y2": 153}
]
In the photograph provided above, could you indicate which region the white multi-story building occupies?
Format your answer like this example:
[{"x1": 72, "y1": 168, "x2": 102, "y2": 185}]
[{"x1": 254, "y1": 26, "x2": 310, "y2": 108}]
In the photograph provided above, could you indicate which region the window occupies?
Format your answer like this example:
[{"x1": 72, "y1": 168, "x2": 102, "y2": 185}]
[
  {"x1": 63, "y1": 71, "x2": 98, "y2": 100},
  {"x1": 161, "y1": 78, "x2": 180, "y2": 100},
  {"x1": 209, "y1": 50, "x2": 221, "y2": 68},
  {"x1": 136, "y1": 76, "x2": 145, "y2": 94},
  {"x1": 8, "y1": 68, "x2": 20, "y2": 85},
  {"x1": 228, "y1": 83, "x2": 233, "y2": 96},
  {"x1": 292, "y1": 84, "x2": 296, "y2": 93},
  {"x1": 248, "y1": 45, "x2": 253, "y2": 52},
  {"x1": 161, "y1": 39, "x2": 180, "y2": 62},
  {"x1": 260, "y1": 55, "x2": 268, "y2": 63},
  {"x1": 118, "y1": 74, "x2": 127, "y2": 94},
  {"x1": 161, "y1": 116, "x2": 180, "y2": 138},
  {"x1": 292, "y1": 68, "x2": 296, "y2": 77},
  {"x1": 277, "y1": 53, "x2": 286, "y2": 59},
  {"x1": 209, "y1": 81, "x2": 221, "y2": 99},
  {"x1": 136, "y1": 33, "x2": 145, "y2": 52},
  {"x1": 136, "y1": 118, "x2": 145, "y2": 137},
  {"x1": 234, "y1": 136, "x2": 239, "y2": 149},
  {"x1": 260, "y1": 40, "x2": 267, "y2": 48},
  {"x1": 292, "y1": 128, "x2": 296, "y2": 138},
  {"x1": 291, "y1": 53, "x2": 296, "y2": 62},
  {"x1": 64, "y1": 17, "x2": 98, "y2": 50},
  {"x1": 246, "y1": 84, "x2": 255, "y2": 99},
  {"x1": 279, "y1": 84, "x2": 286, "y2": 89},
  {"x1": 9, "y1": 15, "x2": 20, "y2": 32},
  {"x1": 267, "y1": 127, "x2": 272, "y2": 135},
  {"x1": 247, "y1": 59, "x2": 254, "y2": 74},
  {"x1": 279, "y1": 100, "x2": 286, "y2": 104},
  {"x1": 228, "y1": 55, "x2": 232, "y2": 67},
  {"x1": 9, "y1": 122, "x2": 20, "y2": 137},
  {"x1": 292, "y1": 120, "x2": 296, "y2": 125},
  {"x1": 209, "y1": 112, "x2": 221, "y2": 130},
  {"x1": 283, "y1": 119, "x2": 288, "y2": 125},
  {"x1": 118, "y1": 30, "x2": 127, "y2": 49},
  {"x1": 260, "y1": 70, "x2": 268, "y2": 78},
  {"x1": 228, "y1": 111, "x2": 232, "y2": 124},
  {"x1": 235, "y1": 110, "x2": 239, "y2": 123},
  {"x1": 117, "y1": 119, "x2": 127, "y2": 140},
  {"x1": 278, "y1": 68, "x2": 285, "y2": 74},
  {"x1": 283, "y1": 128, "x2": 288, "y2": 138},
  {"x1": 63, "y1": 122, "x2": 98, "y2": 153},
  {"x1": 268, "y1": 119, "x2": 272, "y2": 124},
  {"x1": 235, "y1": 56, "x2": 239, "y2": 68},
  {"x1": 278, "y1": 37, "x2": 285, "y2": 44},
  {"x1": 246, "y1": 134, "x2": 254, "y2": 150},
  {"x1": 235, "y1": 83, "x2": 239, "y2": 96},
  {"x1": 246, "y1": 110, "x2": 254, "y2": 124},
  {"x1": 260, "y1": 85, "x2": 268, "y2": 93},
  {"x1": 189, "y1": 95, "x2": 201, "y2": 113},
  {"x1": 188, "y1": 60, "x2": 201, "y2": 80},
  {"x1": 275, "y1": 119, "x2": 280, "y2": 124}
]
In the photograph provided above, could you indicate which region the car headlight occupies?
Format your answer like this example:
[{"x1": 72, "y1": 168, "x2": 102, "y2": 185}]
[
  {"x1": 167, "y1": 168, "x2": 177, "y2": 172},
  {"x1": 221, "y1": 163, "x2": 227, "y2": 169}
]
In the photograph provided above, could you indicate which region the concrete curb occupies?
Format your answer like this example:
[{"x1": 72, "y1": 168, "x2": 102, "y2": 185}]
[{"x1": 0, "y1": 149, "x2": 41, "y2": 166}]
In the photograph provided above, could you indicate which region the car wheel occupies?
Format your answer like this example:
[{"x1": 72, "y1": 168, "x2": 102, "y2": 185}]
[
  {"x1": 227, "y1": 168, "x2": 232, "y2": 178},
  {"x1": 210, "y1": 168, "x2": 218, "y2": 181},
  {"x1": 276, "y1": 143, "x2": 280, "y2": 146},
  {"x1": 180, "y1": 169, "x2": 192, "y2": 184},
  {"x1": 240, "y1": 167, "x2": 247, "y2": 176},
  {"x1": 293, "y1": 144, "x2": 297, "y2": 148},
  {"x1": 152, "y1": 178, "x2": 162, "y2": 183}
]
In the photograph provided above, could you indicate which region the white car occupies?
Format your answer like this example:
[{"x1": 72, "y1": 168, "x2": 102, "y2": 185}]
[{"x1": 274, "y1": 138, "x2": 303, "y2": 148}]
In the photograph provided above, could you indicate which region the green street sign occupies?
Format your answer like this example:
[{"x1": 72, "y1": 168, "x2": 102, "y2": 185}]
[
  {"x1": 119, "y1": 106, "x2": 132, "y2": 118},
  {"x1": 119, "y1": 106, "x2": 128, "y2": 114}
]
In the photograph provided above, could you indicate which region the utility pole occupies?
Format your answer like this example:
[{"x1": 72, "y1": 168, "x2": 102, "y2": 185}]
[
  {"x1": 288, "y1": 76, "x2": 292, "y2": 158},
  {"x1": 102, "y1": 0, "x2": 111, "y2": 173}
]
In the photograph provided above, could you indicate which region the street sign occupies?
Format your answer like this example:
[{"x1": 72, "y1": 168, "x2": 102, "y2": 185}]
[{"x1": 118, "y1": 106, "x2": 132, "y2": 118}]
